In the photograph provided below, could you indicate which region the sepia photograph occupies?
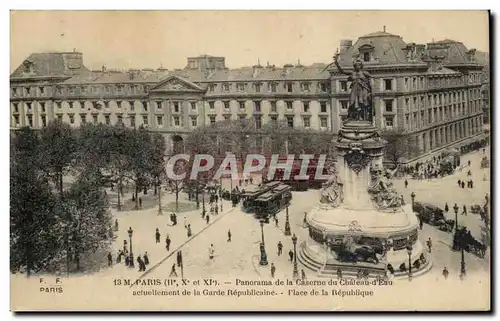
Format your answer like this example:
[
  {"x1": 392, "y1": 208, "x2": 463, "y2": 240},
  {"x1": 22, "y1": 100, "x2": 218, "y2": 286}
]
[{"x1": 9, "y1": 10, "x2": 491, "y2": 311}]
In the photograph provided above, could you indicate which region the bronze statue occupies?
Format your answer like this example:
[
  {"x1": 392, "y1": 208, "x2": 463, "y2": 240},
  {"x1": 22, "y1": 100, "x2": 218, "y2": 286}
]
[{"x1": 334, "y1": 51, "x2": 374, "y2": 123}]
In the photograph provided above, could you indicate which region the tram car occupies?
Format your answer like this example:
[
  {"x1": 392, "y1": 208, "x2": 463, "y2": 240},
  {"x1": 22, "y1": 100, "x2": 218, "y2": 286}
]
[
  {"x1": 254, "y1": 184, "x2": 292, "y2": 220},
  {"x1": 240, "y1": 181, "x2": 281, "y2": 212}
]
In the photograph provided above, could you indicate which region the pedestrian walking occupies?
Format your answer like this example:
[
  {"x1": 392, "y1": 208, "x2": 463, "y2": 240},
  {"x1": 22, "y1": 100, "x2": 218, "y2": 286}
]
[
  {"x1": 139, "y1": 197, "x2": 143, "y2": 208},
  {"x1": 187, "y1": 224, "x2": 192, "y2": 238},
  {"x1": 209, "y1": 244, "x2": 215, "y2": 259},
  {"x1": 227, "y1": 230, "x2": 232, "y2": 242},
  {"x1": 457, "y1": 179, "x2": 461, "y2": 188},
  {"x1": 337, "y1": 269, "x2": 343, "y2": 279},
  {"x1": 137, "y1": 256, "x2": 145, "y2": 272},
  {"x1": 400, "y1": 195, "x2": 405, "y2": 205},
  {"x1": 155, "y1": 228, "x2": 161, "y2": 243},
  {"x1": 303, "y1": 212, "x2": 307, "y2": 227},
  {"x1": 275, "y1": 217, "x2": 279, "y2": 227},
  {"x1": 470, "y1": 180, "x2": 474, "y2": 189},
  {"x1": 107, "y1": 252, "x2": 113, "y2": 266},
  {"x1": 426, "y1": 237, "x2": 432, "y2": 253},
  {"x1": 404, "y1": 179, "x2": 408, "y2": 188},
  {"x1": 485, "y1": 193, "x2": 489, "y2": 204},
  {"x1": 277, "y1": 241, "x2": 283, "y2": 256},
  {"x1": 169, "y1": 264, "x2": 178, "y2": 277},
  {"x1": 442, "y1": 267, "x2": 449, "y2": 279},
  {"x1": 125, "y1": 255, "x2": 130, "y2": 266},
  {"x1": 288, "y1": 249, "x2": 294, "y2": 262},
  {"x1": 301, "y1": 269, "x2": 306, "y2": 280},
  {"x1": 114, "y1": 219, "x2": 119, "y2": 231},
  {"x1": 270, "y1": 263, "x2": 276, "y2": 278},
  {"x1": 116, "y1": 250, "x2": 122, "y2": 264},
  {"x1": 206, "y1": 214, "x2": 210, "y2": 224},
  {"x1": 461, "y1": 181, "x2": 465, "y2": 189},
  {"x1": 462, "y1": 205, "x2": 467, "y2": 216},
  {"x1": 419, "y1": 218, "x2": 424, "y2": 230},
  {"x1": 445, "y1": 203, "x2": 449, "y2": 213},
  {"x1": 468, "y1": 160, "x2": 471, "y2": 167},
  {"x1": 184, "y1": 216, "x2": 187, "y2": 229},
  {"x1": 220, "y1": 203, "x2": 223, "y2": 212},
  {"x1": 164, "y1": 234, "x2": 171, "y2": 250},
  {"x1": 143, "y1": 252, "x2": 149, "y2": 265}
]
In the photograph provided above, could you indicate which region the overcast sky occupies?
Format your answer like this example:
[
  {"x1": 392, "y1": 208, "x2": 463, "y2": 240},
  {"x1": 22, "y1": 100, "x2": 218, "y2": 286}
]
[{"x1": 10, "y1": 10, "x2": 489, "y2": 72}]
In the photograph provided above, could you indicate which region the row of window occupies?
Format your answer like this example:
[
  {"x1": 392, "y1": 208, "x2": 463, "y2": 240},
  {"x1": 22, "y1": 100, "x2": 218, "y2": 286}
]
[
  {"x1": 12, "y1": 113, "x2": 331, "y2": 130},
  {"x1": 12, "y1": 99, "x2": 331, "y2": 115},
  {"x1": 405, "y1": 101, "x2": 482, "y2": 131},
  {"x1": 207, "y1": 81, "x2": 329, "y2": 94}
]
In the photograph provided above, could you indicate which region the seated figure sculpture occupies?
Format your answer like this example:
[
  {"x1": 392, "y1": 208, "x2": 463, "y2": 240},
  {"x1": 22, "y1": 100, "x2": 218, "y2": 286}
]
[
  {"x1": 320, "y1": 166, "x2": 344, "y2": 208},
  {"x1": 367, "y1": 164, "x2": 402, "y2": 210}
]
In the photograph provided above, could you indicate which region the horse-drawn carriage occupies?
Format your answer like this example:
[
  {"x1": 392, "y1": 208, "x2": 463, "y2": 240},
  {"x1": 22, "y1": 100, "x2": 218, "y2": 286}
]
[
  {"x1": 456, "y1": 227, "x2": 487, "y2": 258},
  {"x1": 481, "y1": 156, "x2": 489, "y2": 169},
  {"x1": 413, "y1": 202, "x2": 455, "y2": 232}
]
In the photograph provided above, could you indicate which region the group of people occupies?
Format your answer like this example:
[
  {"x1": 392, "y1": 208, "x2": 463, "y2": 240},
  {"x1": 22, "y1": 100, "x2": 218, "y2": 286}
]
[{"x1": 107, "y1": 247, "x2": 150, "y2": 273}]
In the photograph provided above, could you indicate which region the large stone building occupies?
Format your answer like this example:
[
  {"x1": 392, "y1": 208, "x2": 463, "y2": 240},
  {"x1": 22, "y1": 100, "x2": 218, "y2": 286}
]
[{"x1": 10, "y1": 30, "x2": 487, "y2": 162}]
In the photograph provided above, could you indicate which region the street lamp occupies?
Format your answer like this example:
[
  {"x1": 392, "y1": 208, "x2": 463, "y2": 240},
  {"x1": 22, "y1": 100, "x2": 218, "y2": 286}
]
[
  {"x1": 406, "y1": 236, "x2": 412, "y2": 281},
  {"x1": 410, "y1": 192, "x2": 416, "y2": 209},
  {"x1": 460, "y1": 234, "x2": 467, "y2": 279},
  {"x1": 259, "y1": 219, "x2": 268, "y2": 266},
  {"x1": 196, "y1": 183, "x2": 200, "y2": 210},
  {"x1": 453, "y1": 203, "x2": 460, "y2": 251},
  {"x1": 128, "y1": 227, "x2": 134, "y2": 268},
  {"x1": 284, "y1": 205, "x2": 291, "y2": 236},
  {"x1": 157, "y1": 185, "x2": 163, "y2": 215},
  {"x1": 292, "y1": 234, "x2": 299, "y2": 279},
  {"x1": 202, "y1": 183, "x2": 206, "y2": 217}
]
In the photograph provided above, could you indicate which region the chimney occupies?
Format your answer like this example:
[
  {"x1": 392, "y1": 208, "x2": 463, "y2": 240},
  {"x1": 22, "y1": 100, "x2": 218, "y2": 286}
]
[
  {"x1": 383, "y1": 25, "x2": 386, "y2": 32},
  {"x1": 339, "y1": 39, "x2": 353, "y2": 54},
  {"x1": 252, "y1": 63, "x2": 263, "y2": 78},
  {"x1": 102, "y1": 65, "x2": 106, "y2": 72}
]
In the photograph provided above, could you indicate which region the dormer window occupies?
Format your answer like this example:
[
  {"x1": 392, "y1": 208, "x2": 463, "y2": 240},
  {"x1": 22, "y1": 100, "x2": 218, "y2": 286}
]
[
  {"x1": 358, "y1": 44, "x2": 375, "y2": 63},
  {"x1": 23, "y1": 60, "x2": 34, "y2": 74},
  {"x1": 222, "y1": 83, "x2": 230, "y2": 92}
]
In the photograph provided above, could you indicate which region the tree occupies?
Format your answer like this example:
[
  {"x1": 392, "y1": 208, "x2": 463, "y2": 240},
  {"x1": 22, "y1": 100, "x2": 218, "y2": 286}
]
[
  {"x1": 381, "y1": 130, "x2": 419, "y2": 166},
  {"x1": 125, "y1": 127, "x2": 156, "y2": 209},
  {"x1": 166, "y1": 159, "x2": 188, "y2": 211},
  {"x1": 10, "y1": 156, "x2": 58, "y2": 276},
  {"x1": 150, "y1": 132, "x2": 167, "y2": 195},
  {"x1": 39, "y1": 120, "x2": 78, "y2": 196}
]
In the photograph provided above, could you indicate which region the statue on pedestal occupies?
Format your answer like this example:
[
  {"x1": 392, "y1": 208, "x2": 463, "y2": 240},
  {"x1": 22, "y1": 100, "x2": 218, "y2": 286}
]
[
  {"x1": 334, "y1": 50, "x2": 374, "y2": 123},
  {"x1": 367, "y1": 164, "x2": 401, "y2": 210}
]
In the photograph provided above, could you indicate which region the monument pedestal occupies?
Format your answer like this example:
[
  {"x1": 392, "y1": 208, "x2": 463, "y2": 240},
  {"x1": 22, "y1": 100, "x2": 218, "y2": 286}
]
[{"x1": 299, "y1": 121, "x2": 432, "y2": 279}]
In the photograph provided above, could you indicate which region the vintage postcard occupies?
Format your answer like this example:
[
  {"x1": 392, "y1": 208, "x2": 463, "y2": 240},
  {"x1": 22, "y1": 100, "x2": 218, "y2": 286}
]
[{"x1": 10, "y1": 10, "x2": 491, "y2": 311}]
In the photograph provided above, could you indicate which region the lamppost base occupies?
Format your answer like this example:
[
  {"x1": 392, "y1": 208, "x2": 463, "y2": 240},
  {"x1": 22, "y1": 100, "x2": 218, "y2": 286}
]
[
  {"x1": 157, "y1": 208, "x2": 163, "y2": 215},
  {"x1": 284, "y1": 222, "x2": 291, "y2": 236},
  {"x1": 259, "y1": 244, "x2": 268, "y2": 266},
  {"x1": 292, "y1": 267, "x2": 299, "y2": 279}
]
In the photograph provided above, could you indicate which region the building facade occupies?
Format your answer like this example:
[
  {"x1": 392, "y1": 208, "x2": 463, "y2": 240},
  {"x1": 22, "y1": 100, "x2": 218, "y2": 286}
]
[{"x1": 10, "y1": 30, "x2": 487, "y2": 162}]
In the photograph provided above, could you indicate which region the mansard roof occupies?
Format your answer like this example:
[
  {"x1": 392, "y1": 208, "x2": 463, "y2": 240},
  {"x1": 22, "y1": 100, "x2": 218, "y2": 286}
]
[
  {"x1": 10, "y1": 52, "x2": 89, "y2": 78},
  {"x1": 337, "y1": 30, "x2": 425, "y2": 67}
]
